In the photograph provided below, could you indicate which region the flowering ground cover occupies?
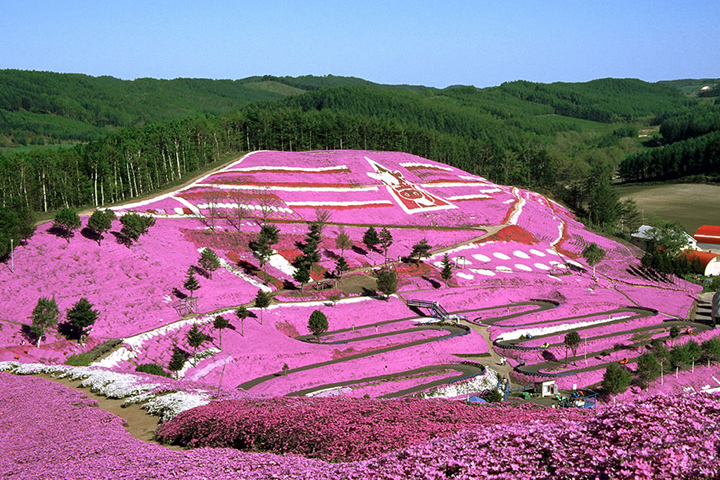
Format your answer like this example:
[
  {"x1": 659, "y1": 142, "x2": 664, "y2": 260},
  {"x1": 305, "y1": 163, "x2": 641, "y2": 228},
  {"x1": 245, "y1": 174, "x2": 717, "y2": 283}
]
[
  {"x1": 3, "y1": 370, "x2": 719, "y2": 479},
  {"x1": 2, "y1": 149, "x2": 717, "y2": 477}
]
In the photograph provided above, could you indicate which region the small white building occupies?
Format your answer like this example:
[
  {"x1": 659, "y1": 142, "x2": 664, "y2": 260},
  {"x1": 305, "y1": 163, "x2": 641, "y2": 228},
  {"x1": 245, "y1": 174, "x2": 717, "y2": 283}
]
[
  {"x1": 630, "y1": 225, "x2": 697, "y2": 251},
  {"x1": 534, "y1": 380, "x2": 557, "y2": 398}
]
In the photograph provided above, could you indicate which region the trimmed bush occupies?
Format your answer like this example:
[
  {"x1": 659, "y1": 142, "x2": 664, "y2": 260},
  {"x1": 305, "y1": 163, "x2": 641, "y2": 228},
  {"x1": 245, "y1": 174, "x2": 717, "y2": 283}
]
[{"x1": 136, "y1": 363, "x2": 172, "y2": 378}]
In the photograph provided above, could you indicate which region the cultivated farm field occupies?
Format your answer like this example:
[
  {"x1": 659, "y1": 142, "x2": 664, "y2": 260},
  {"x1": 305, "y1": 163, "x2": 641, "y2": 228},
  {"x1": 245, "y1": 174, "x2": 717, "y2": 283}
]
[{"x1": 616, "y1": 183, "x2": 720, "y2": 233}]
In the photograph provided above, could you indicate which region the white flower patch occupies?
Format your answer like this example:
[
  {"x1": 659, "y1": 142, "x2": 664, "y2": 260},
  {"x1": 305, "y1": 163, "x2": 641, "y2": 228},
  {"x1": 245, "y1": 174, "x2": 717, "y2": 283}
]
[
  {"x1": 453, "y1": 257, "x2": 471, "y2": 268},
  {"x1": 196, "y1": 202, "x2": 293, "y2": 214},
  {"x1": 496, "y1": 315, "x2": 632, "y2": 342},
  {"x1": 268, "y1": 251, "x2": 297, "y2": 276},
  {"x1": 480, "y1": 188, "x2": 502, "y2": 194},
  {"x1": 306, "y1": 386, "x2": 353, "y2": 397},
  {"x1": 446, "y1": 194, "x2": 491, "y2": 201},
  {"x1": 95, "y1": 313, "x2": 222, "y2": 369},
  {"x1": 263, "y1": 295, "x2": 378, "y2": 311},
  {"x1": 546, "y1": 249, "x2": 560, "y2": 256},
  {"x1": 506, "y1": 188, "x2": 525, "y2": 225},
  {"x1": 529, "y1": 249, "x2": 546, "y2": 257},
  {"x1": 459, "y1": 175, "x2": 490, "y2": 182},
  {"x1": 285, "y1": 200, "x2": 393, "y2": 208},
  {"x1": 144, "y1": 391, "x2": 211, "y2": 423},
  {"x1": 122, "y1": 391, "x2": 157, "y2": 407},
  {"x1": 534, "y1": 263, "x2": 551, "y2": 270},
  {"x1": 77, "y1": 371, "x2": 157, "y2": 399},
  {"x1": 457, "y1": 272, "x2": 474, "y2": 280},
  {"x1": 187, "y1": 355, "x2": 234, "y2": 382},
  {"x1": 195, "y1": 183, "x2": 379, "y2": 193},
  {"x1": 223, "y1": 165, "x2": 349, "y2": 173},
  {"x1": 416, "y1": 317, "x2": 442, "y2": 325},
  {"x1": 472, "y1": 254, "x2": 491, "y2": 262},
  {"x1": 400, "y1": 162, "x2": 453, "y2": 171},
  {"x1": 217, "y1": 257, "x2": 272, "y2": 293},
  {"x1": 502, "y1": 199, "x2": 515, "y2": 204},
  {"x1": 513, "y1": 251, "x2": 530, "y2": 259},
  {"x1": 493, "y1": 252, "x2": 510, "y2": 260},
  {"x1": 470, "y1": 269, "x2": 496, "y2": 276},
  {"x1": 422, "y1": 368, "x2": 498, "y2": 399},
  {"x1": 173, "y1": 196, "x2": 201, "y2": 215},
  {"x1": 515, "y1": 264, "x2": 532, "y2": 272},
  {"x1": 429, "y1": 243, "x2": 480, "y2": 259}
]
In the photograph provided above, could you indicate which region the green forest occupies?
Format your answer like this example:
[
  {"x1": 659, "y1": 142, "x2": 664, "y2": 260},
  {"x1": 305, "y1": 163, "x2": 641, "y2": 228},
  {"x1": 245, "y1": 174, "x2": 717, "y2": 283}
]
[{"x1": 1, "y1": 70, "x2": 719, "y2": 247}]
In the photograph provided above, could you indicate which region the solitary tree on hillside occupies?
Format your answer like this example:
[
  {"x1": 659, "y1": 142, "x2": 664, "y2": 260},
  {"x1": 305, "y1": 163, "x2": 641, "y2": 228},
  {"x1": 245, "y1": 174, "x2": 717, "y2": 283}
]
[
  {"x1": 409, "y1": 238, "x2": 432, "y2": 265},
  {"x1": 636, "y1": 352, "x2": 661, "y2": 388},
  {"x1": 199, "y1": 248, "x2": 221, "y2": 279},
  {"x1": 335, "y1": 227, "x2": 353, "y2": 258},
  {"x1": 669, "y1": 325, "x2": 681, "y2": 347},
  {"x1": 441, "y1": 253, "x2": 454, "y2": 286},
  {"x1": 87, "y1": 209, "x2": 116, "y2": 245},
  {"x1": 601, "y1": 362, "x2": 632, "y2": 395},
  {"x1": 314, "y1": 209, "x2": 332, "y2": 231},
  {"x1": 293, "y1": 259, "x2": 311, "y2": 289},
  {"x1": 213, "y1": 315, "x2": 230, "y2": 348},
  {"x1": 53, "y1": 208, "x2": 81, "y2": 243},
  {"x1": 66, "y1": 297, "x2": 99, "y2": 342},
  {"x1": 235, "y1": 306, "x2": 250, "y2": 336},
  {"x1": 120, "y1": 212, "x2": 155, "y2": 243},
  {"x1": 308, "y1": 310, "x2": 329, "y2": 340},
  {"x1": 254, "y1": 289, "x2": 271, "y2": 325},
  {"x1": 702, "y1": 337, "x2": 720, "y2": 366},
  {"x1": 581, "y1": 243, "x2": 606, "y2": 278},
  {"x1": 250, "y1": 225, "x2": 279, "y2": 281},
  {"x1": 378, "y1": 228, "x2": 393, "y2": 263},
  {"x1": 335, "y1": 256, "x2": 349, "y2": 278},
  {"x1": 376, "y1": 266, "x2": 398, "y2": 300},
  {"x1": 363, "y1": 227, "x2": 380, "y2": 259},
  {"x1": 184, "y1": 272, "x2": 200, "y2": 299},
  {"x1": 29, "y1": 297, "x2": 60, "y2": 346},
  {"x1": 186, "y1": 324, "x2": 208, "y2": 364},
  {"x1": 168, "y1": 347, "x2": 187, "y2": 378},
  {"x1": 564, "y1": 331, "x2": 582, "y2": 366}
]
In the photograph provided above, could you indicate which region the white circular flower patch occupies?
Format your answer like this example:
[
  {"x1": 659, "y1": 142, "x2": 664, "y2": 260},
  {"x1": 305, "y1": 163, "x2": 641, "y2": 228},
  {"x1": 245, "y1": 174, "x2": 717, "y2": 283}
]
[
  {"x1": 515, "y1": 264, "x2": 532, "y2": 271},
  {"x1": 472, "y1": 254, "x2": 491, "y2": 262},
  {"x1": 534, "y1": 263, "x2": 551, "y2": 270},
  {"x1": 493, "y1": 252, "x2": 510, "y2": 260},
  {"x1": 513, "y1": 250, "x2": 530, "y2": 259},
  {"x1": 471, "y1": 268, "x2": 496, "y2": 276},
  {"x1": 529, "y1": 249, "x2": 546, "y2": 257},
  {"x1": 546, "y1": 249, "x2": 560, "y2": 256}
]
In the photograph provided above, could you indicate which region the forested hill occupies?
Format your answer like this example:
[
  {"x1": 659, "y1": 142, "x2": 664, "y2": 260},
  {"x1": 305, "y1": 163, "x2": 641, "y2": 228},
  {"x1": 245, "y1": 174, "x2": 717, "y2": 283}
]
[
  {"x1": 1, "y1": 72, "x2": 716, "y2": 254},
  {"x1": 0, "y1": 70, "x2": 431, "y2": 146}
]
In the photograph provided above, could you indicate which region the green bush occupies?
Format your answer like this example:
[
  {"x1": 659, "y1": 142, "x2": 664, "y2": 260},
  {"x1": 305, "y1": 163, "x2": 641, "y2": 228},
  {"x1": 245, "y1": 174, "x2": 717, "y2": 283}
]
[
  {"x1": 64, "y1": 353, "x2": 93, "y2": 366},
  {"x1": 485, "y1": 390, "x2": 503, "y2": 403},
  {"x1": 136, "y1": 363, "x2": 172, "y2": 378},
  {"x1": 86, "y1": 339, "x2": 123, "y2": 361}
]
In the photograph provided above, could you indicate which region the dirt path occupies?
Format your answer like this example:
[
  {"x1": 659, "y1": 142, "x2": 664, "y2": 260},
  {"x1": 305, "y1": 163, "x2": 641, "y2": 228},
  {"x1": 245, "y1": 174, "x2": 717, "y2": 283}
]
[{"x1": 35, "y1": 373, "x2": 181, "y2": 449}]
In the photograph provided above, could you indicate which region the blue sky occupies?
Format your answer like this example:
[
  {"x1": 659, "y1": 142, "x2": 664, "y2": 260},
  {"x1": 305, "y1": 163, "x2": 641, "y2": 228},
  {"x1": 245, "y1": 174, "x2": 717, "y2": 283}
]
[{"x1": 2, "y1": 0, "x2": 718, "y2": 88}]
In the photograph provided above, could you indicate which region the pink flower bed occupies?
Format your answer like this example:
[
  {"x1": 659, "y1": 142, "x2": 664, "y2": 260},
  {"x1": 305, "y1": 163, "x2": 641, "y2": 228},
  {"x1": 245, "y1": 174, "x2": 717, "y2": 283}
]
[
  {"x1": 156, "y1": 395, "x2": 590, "y2": 462},
  {"x1": 4, "y1": 353, "x2": 720, "y2": 478}
]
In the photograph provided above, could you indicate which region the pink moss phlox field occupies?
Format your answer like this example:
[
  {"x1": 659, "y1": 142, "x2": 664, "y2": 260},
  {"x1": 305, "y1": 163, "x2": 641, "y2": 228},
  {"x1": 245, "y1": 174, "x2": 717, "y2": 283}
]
[
  {"x1": 156, "y1": 396, "x2": 590, "y2": 462},
  {"x1": 4, "y1": 370, "x2": 720, "y2": 479}
]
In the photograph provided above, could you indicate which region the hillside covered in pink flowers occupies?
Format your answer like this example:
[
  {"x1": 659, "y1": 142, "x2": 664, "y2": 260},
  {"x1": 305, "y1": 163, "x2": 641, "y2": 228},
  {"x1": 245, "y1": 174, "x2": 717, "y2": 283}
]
[{"x1": 1, "y1": 150, "x2": 717, "y2": 478}]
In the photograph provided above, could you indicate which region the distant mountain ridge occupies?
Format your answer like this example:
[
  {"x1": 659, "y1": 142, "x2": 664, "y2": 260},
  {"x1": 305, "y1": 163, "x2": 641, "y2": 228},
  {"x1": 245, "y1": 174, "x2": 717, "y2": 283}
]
[{"x1": 0, "y1": 69, "x2": 699, "y2": 147}]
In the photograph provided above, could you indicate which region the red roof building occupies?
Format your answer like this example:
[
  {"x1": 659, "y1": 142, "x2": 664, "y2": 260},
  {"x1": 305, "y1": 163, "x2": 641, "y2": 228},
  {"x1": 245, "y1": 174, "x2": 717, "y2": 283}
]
[
  {"x1": 685, "y1": 250, "x2": 720, "y2": 276},
  {"x1": 695, "y1": 225, "x2": 720, "y2": 246}
]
